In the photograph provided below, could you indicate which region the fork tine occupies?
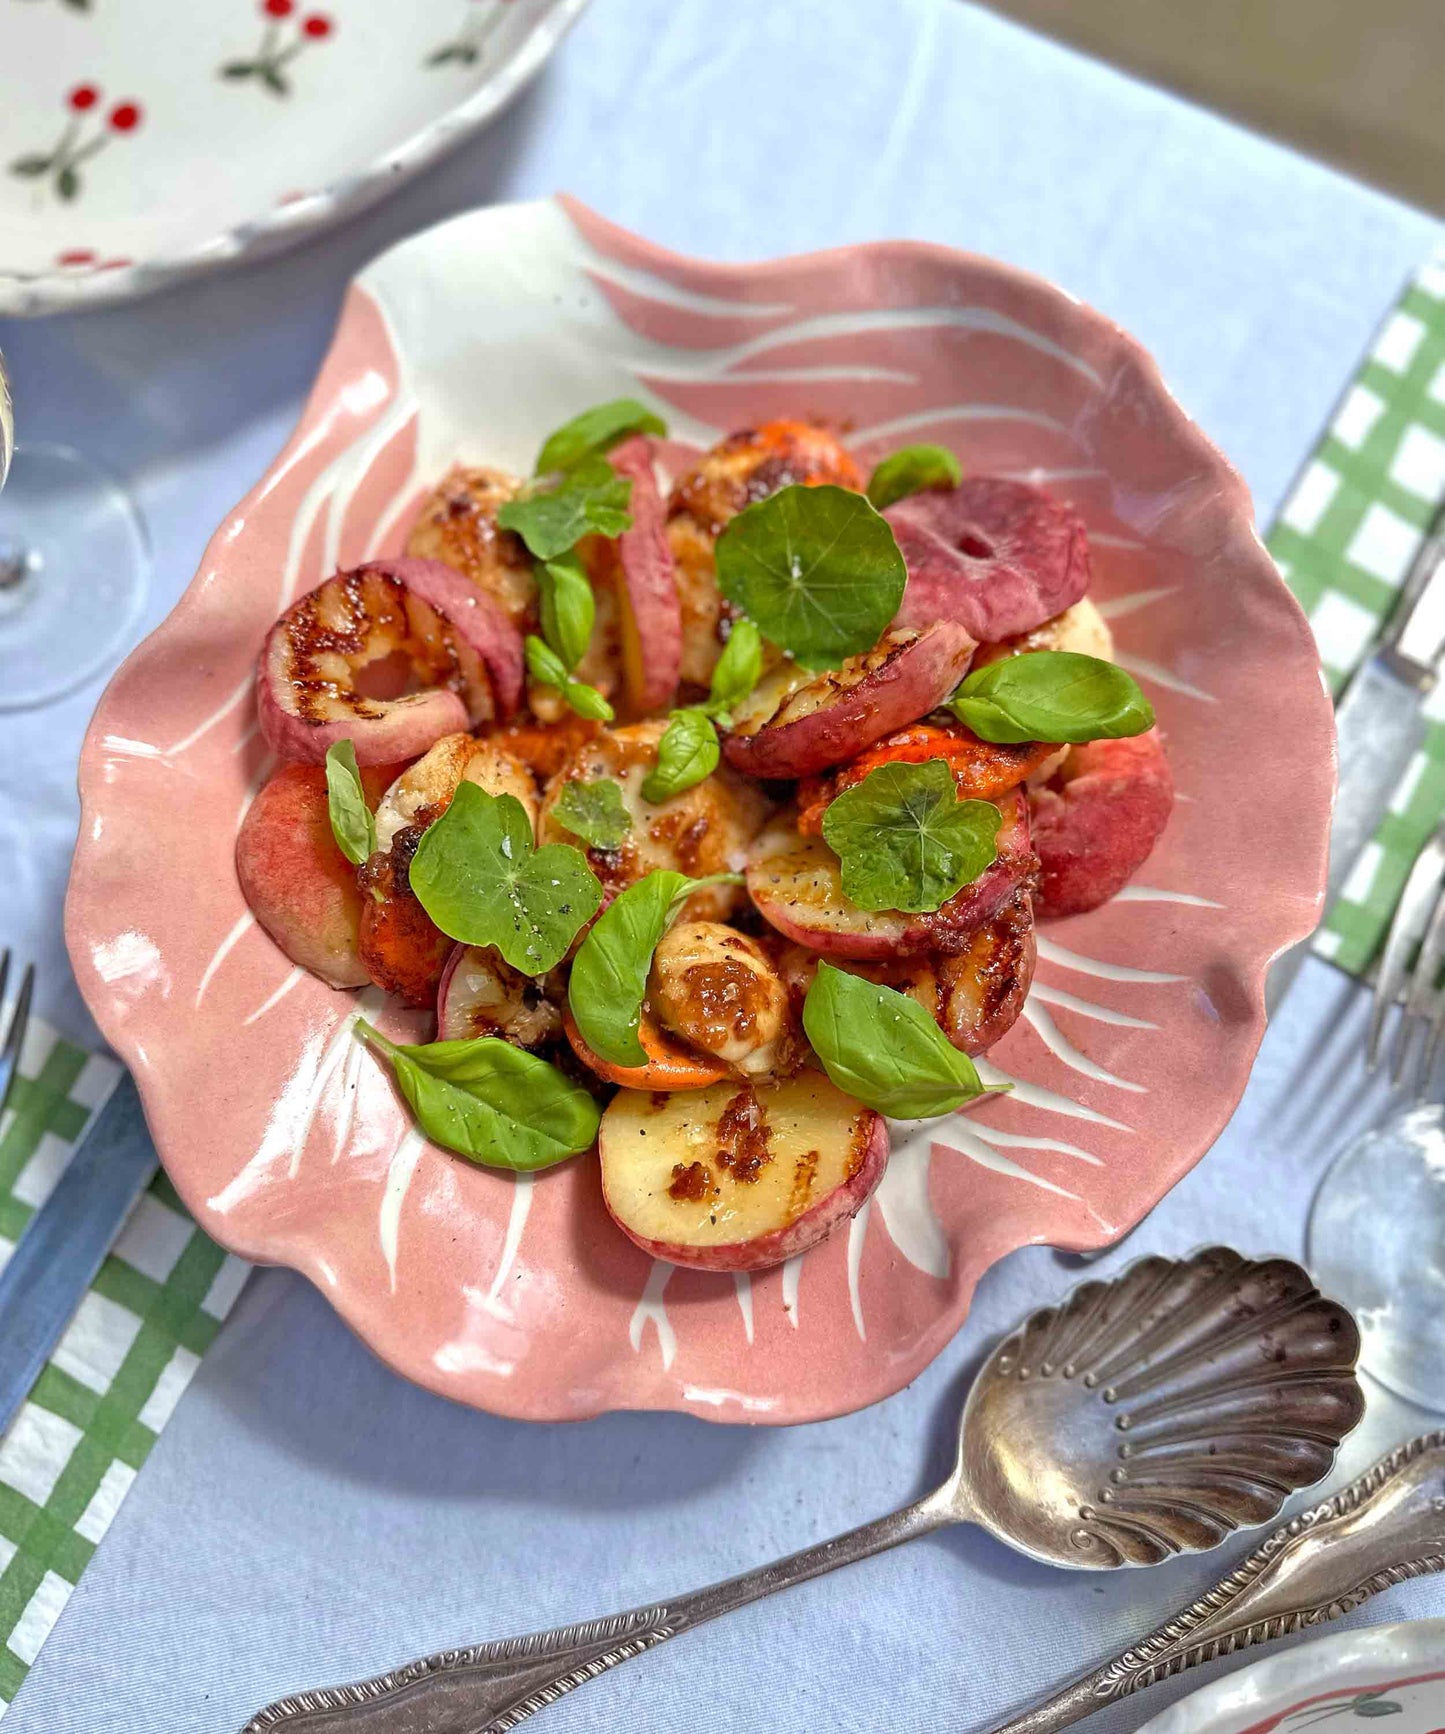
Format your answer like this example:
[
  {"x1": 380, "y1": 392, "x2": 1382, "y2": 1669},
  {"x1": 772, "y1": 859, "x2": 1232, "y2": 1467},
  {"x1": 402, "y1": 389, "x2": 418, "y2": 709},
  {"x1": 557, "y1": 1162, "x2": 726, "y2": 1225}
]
[
  {"x1": 1402, "y1": 869, "x2": 1445, "y2": 1096},
  {"x1": 0, "y1": 960, "x2": 33, "y2": 1119},
  {"x1": 1368, "y1": 832, "x2": 1445, "y2": 1070}
]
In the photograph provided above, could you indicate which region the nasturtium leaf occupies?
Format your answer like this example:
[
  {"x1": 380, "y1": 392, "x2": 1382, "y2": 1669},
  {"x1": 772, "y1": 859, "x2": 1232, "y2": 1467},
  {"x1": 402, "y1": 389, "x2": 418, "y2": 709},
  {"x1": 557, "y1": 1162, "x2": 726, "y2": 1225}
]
[
  {"x1": 496, "y1": 455, "x2": 633, "y2": 561},
  {"x1": 552, "y1": 777, "x2": 633, "y2": 851},
  {"x1": 568, "y1": 869, "x2": 743, "y2": 1067},
  {"x1": 408, "y1": 781, "x2": 602, "y2": 975},
  {"x1": 323, "y1": 738, "x2": 376, "y2": 866},
  {"x1": 535, "y1": 549, "x2": 595, "y2": 672},
  {"x1": 820, "y1": 759, "x2": 1001, "y2": 913},
  {"x1": 714, "y1": 484, "x2": 907, "y2": 670},
  {"x1": 865, "y1": 444, "x2": 962, "y2": 511},
  {"x1": 355, "y1": 1021, "x2": 598, "y2": 1171},
  {"x1": 641, "y1": 708, "x2": 719, "y2": 804},
  {"x1": 948, "y1": 651, "x2": 1154, "y2": 745},
  {"x1": 802, "y1": 963, "x2": 985, "y2": 1119},
  {"x1": 535, "y1": 398, "x2": 667, "y2": 475}
]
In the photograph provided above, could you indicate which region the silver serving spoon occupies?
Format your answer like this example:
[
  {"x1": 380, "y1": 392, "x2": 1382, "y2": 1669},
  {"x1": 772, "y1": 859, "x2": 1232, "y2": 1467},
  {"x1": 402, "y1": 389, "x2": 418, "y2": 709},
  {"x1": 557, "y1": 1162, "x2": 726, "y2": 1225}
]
[{"x1": 241, "y1": 1246, "x2": 1365, "y2": 1734}]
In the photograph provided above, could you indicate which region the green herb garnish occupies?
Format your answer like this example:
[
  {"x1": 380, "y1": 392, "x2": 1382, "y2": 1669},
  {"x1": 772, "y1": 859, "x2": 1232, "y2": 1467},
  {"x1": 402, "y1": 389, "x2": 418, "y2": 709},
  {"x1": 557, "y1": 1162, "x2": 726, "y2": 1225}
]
[
  {"x1": 802, "y1": 964, "x2": 985, "y2": 1119},
  {"x1": 324, "y1": 739, "x2": 376, "y2": 866},
  {"x1": 948, "y1": 651, "x2": 1154, "y2": 744},
  {"x1": 525, "y1": 636, "x2": 615, "y2": 722},
  {"x1": 535, "y1": 398, "x2": 667, "y2": 476},
  {"x1": 552, "y1": 777, "x2": 632, "y2": 851},
  {"x1": 356, "y1": 1021, "x2": 599, "y2": 1171},
  {"x1": 820, "y1": 760, "x2": 1001, "y2": 914},
  {"x1": 568, "y1": 869, "x2": 744, "y2": 1067},
  {"x1": 497, "y1": 454, "x2": 633, "y2": 561},
  {"x1": 408, "y1": 782, "x2": 602, "y2": 975},
  {"x1": 535, "y1": 550, "x2": 595, "y2": 673},
  {"x1": 714, "y1": 484, "x2": 907, "y2": 670},
  {"x1": 866, "y1": 444, "x2": 962, "y2": 511},
  {"x1": 642, "y1": 708, "x2": 720, "y2": 804},
  {"x1": 704, "y1": 618, "x2": 763, "y2": 725}
]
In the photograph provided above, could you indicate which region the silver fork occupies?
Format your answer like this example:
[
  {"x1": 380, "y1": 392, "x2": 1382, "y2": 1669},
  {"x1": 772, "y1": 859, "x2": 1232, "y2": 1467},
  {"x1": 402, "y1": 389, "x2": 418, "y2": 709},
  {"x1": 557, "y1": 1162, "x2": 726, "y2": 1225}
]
[
  {"x1": 0, "y1": 948, "x2": 35, "y2": 1119},
  {"x1": 1365, "y1": 819, "x2": 1445, "y2": 1093}
]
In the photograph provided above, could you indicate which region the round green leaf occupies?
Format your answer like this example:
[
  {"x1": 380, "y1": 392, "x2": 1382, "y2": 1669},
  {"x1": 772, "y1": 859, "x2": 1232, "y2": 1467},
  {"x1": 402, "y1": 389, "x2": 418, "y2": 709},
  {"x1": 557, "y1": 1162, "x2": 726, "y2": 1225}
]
[{"x1": 821, "y1": 760, "x2": 1000, "y2": 913}]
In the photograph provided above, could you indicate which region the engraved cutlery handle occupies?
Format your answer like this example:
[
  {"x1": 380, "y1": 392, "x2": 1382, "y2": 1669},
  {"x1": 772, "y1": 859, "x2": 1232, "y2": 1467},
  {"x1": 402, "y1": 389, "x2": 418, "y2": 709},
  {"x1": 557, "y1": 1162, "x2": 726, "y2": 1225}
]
[
  {"x1": 240, "y1": 1491, "x2": 952, "y2": 1733},
  {"x1": 992, "y1": 1432, "x2": 1445, "y2": 1734}
]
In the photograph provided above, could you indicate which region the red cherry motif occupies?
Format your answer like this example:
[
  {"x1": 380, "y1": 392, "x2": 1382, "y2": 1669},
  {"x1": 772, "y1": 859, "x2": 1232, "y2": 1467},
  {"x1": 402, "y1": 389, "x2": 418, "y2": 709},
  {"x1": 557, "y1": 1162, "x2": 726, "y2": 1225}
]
[
  {"x1": 68, "y1": 85, "x2": 99, "y2": 112},
  {"x1": 302, "y1": 14, "x2": 332, "y2": 36},
  {"x1": 264, "y1": 0, "x2": 294, "y2": 15},
  {"x1": 108, "y1": 102, "x2": 142, "y2": 132}
]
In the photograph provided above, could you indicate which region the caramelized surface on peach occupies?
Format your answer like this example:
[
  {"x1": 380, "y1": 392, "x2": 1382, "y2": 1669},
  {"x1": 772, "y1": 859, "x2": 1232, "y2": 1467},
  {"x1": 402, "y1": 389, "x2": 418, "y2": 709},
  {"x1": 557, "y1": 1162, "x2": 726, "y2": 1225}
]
[
  {"x1": 600, "y1": 1073, "x2": 887, "y2": 1272},
  {"x1": 405, "y1": 465, "x2": 537, "y2": 630}
]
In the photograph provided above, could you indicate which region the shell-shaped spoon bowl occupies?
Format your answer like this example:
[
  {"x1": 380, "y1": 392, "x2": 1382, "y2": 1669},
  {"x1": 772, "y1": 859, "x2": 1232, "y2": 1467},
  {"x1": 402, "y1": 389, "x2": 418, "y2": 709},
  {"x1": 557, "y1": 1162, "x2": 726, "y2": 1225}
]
[{"x1": 953, "y1": 1246, "x2": 1365, "y2": 1568}]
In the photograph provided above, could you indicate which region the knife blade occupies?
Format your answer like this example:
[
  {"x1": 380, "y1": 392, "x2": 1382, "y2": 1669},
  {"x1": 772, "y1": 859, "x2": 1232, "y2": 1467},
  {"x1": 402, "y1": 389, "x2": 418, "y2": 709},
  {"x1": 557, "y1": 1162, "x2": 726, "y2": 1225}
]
[
  {"x1": 0, "y1": 1070, "x2": 157, "y2": 1436},
  {"x1": 1268, "y1": 503, "x2": 1445, "y2": 1012}
]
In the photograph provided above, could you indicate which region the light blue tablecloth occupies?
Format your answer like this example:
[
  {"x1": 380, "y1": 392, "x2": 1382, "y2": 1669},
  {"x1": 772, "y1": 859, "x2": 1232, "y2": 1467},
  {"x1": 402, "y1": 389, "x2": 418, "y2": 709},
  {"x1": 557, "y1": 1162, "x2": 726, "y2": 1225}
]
[{"x1": 2, "y1": 1, "x2": 1444, "y2": 1728}]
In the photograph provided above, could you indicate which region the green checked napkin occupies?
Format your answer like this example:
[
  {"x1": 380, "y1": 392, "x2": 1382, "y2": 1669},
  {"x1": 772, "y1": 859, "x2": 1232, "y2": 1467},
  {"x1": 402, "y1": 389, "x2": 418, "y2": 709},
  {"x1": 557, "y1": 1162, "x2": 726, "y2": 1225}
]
[
  {"x1": 1270, "y1": 247, "x2": 1445, "y2": 975},
  {"x1": 0, "y1": 1015, "x2": 248, "y2": 1716}
]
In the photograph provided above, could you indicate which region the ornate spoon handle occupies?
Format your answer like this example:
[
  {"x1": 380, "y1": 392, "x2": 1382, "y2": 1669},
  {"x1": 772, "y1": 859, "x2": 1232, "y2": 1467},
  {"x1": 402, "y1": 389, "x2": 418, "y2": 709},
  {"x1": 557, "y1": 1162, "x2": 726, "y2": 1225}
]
[
  {"x1": 240, "y1": 1489, "x2": 953, "y2": 1732},
  {"x1": 993, "y1": 1431, "x2": 1445, "y2": 1734}
]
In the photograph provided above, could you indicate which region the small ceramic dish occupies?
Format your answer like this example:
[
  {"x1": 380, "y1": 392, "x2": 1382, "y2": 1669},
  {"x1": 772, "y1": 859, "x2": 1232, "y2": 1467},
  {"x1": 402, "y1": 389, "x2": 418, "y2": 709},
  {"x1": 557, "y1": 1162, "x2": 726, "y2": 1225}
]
[
  {"x1": 1136, "y1": 1619, "x2": 1445, "y2": 1734},
  {"x1": 0, "y1": 0, "x2": 589, "y2": 315},
  {"x1": 66, "y1": 197, "x2": 1334, "y2": 1424}
]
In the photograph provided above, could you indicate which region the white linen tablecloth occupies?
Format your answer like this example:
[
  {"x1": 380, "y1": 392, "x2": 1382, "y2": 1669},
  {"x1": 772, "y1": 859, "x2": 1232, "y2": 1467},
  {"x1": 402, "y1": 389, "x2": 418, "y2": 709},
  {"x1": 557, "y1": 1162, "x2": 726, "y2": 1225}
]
[{"x1": 1, "y1": 0, "x2": 1443, "y2": 1727}]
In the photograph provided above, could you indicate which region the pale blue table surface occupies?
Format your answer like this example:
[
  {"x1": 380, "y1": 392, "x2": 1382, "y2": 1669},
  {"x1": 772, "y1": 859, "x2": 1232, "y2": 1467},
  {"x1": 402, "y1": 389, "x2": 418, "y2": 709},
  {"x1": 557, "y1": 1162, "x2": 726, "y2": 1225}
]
[{"x1": 2, "y1": 0, "x2": 1444, "y2": 1728}]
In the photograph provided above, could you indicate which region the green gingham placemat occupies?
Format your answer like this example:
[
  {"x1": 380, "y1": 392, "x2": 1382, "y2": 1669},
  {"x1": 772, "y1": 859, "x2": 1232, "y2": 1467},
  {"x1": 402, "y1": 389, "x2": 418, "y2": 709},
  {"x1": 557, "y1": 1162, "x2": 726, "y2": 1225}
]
[
  {"x1": 0, "y1": 1013, "x2": 248, "y2": 1717},
  {"x1": 1269, "y1": 247, "x2": 1445, "y2": 975}
]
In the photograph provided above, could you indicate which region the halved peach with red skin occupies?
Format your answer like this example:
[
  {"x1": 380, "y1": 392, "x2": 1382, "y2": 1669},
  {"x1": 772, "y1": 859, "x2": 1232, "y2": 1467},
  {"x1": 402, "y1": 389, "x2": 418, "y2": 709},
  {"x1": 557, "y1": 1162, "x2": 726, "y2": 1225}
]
[
  {"x1": 562, "y1": 1005, "x2": 727, "y2": 1092},
  {"x1": 236, "y1": 760, "x2": 402, "y2": 989},
  {"x1": 609, "y1": 435, "x2": 682, "y2": 715},
  {"x1": 1030, "y1": 731, "x2": 1173, "y2": 918},
  {"x1": 599, "y1": 1073, "x2": 888, "y2": 1273}
]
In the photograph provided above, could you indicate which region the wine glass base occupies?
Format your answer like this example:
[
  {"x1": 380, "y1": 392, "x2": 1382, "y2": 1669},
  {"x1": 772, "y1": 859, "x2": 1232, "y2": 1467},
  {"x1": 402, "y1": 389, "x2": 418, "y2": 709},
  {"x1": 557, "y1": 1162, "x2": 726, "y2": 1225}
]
[
  {"x1": 1308, "y1": 1101, "x2": 1445, "y2": 1412},
  {"x1": 0, "y1": 442, "x2": 149, "y2": 711}
]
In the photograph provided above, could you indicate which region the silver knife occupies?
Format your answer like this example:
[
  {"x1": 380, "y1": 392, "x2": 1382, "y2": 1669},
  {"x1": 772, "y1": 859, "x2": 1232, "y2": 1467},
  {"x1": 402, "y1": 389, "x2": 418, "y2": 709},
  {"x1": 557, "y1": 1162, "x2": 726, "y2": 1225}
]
[
  {"x1": 1268, "y1": 501, "x2": 1445, "y2": 1011},
  {"x1": 0, "y1": 1071, "x2": 157, "y2": 1434}
]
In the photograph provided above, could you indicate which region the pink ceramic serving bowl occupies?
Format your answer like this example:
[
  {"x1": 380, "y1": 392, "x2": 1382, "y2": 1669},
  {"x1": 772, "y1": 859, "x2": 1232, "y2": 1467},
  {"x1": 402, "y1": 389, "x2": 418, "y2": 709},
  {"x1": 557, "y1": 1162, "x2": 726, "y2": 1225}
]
[{"x1": 66, "y1": 197, "x2": 1334, "y2": 1425}]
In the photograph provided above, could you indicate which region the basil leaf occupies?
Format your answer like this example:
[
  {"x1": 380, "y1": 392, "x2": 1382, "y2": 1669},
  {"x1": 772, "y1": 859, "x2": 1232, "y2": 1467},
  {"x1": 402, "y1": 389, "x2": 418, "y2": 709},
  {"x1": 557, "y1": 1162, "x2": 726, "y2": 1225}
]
[
  {"x1": 821, "y1": 760, "x2": 1001, "y2": 914},
  {"x1": 705, "y1": 618, "x2": 763, "y2": 722},
  {"x1": 948, "y1": 651, "x2": 1154, "y2": 744},
  {"x1": 641, "y1": 708, "x2": 720, "y2": 804},
  {"x1": 552, "y1": 777, "x2": 632, "y2": 851},
  {"x1": 568, "y1": 869, "x2": 742, "y2": 1067},
  {"x1": 409, "y1": 781, "x2": 602, "y2": 974},
  {"x1": 496, "y1": 455, "x2": 633, "y2": 560},
  {"x1": 714, "y1": 484, "x2": 907, "y2": 670},
  {"x1": 535, "y1": 397, "x2": 667, "y2": 475},
  {"x1": 525, "y1": 635, "x2": 615, "y2": 722},
  {"x1": 324, "y1": 739, "x2": 375, "y2": 866},
  {"x1": 866, "y1": 444, "x2": 962, "y2": 511},
  {"x1": 535, "y1": 550, "x2": 595, "y2": 672},
  {"x1": 803, "y1": 963, "x2": 984, "y2": 1119},
  {"x1": 356, "y1": 1021, "x2": 598, "y2": 1171}
]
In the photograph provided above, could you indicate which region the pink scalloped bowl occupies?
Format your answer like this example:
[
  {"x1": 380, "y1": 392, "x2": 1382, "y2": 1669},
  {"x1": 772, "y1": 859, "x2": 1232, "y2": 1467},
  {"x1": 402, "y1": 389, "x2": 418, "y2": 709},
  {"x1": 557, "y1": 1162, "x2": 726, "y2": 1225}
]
[{"x1": 65, "y1": 197, "x2": 1333, "y2": 1425}]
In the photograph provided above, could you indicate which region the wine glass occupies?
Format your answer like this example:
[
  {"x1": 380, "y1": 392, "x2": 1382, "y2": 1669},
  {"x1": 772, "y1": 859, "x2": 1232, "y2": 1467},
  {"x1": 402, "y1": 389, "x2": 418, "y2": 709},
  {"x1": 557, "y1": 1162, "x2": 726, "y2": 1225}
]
[{"x1": 0, "y1": 350, "x2": 150, "y2": 711}]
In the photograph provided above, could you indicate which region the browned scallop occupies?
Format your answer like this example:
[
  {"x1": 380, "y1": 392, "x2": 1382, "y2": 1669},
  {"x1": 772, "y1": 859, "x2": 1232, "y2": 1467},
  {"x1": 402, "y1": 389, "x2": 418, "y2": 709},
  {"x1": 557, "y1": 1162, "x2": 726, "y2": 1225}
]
[
  {"x1": 649, "y1": 921, "x2": 793, "y2": 1077},
  {"x1": 406, "y1": 465, "x2": 537, "y2": 630},
  {"x1": 538, "y1": 721, "x2": 772, "y2": 920},
  {"x1": 667, "y1": 421, "x2": 865, "y2": 686}
]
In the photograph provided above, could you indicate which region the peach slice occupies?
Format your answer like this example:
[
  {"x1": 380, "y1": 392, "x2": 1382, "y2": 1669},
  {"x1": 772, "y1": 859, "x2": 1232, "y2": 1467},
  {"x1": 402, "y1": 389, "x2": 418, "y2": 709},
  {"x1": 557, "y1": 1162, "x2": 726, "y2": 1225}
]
[
  {"x1": 437, "y1": 944, "x2": 562, "y2": 1050},
  {"x1": 405, "y1": 465, "x2": 537, "y2": 631},
  {"x1": 373, "y1": 734, "x2": 537, "y2": 852},
  {"x1": 1030, "y1": 731, "x2": 1173, "y2": 918},
  {"x1": 721, "y1": 624, "x2": 976, "y2": 780},
  {"x1": 887, "y1": 477, "x2": 1090, "y2": 643},
  {"x1": 609, "y1": 435, "x2": 682, "y2": 714},
  {"x1": 236, "y1": 760, "x2": 400, "y2": 989},
  {"x1": 747, "y1": 788, "x2": 1035, "y2": 960},
  {"x1": 258, "y1": 558, "x2": 524, "y2": 766},
  {"x1": 563, "y1": 1005, "x2": 727, "y2": 1092},
  {"x1": 599, "y1": 1072, "x2": 887, "y2": 1272}
]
